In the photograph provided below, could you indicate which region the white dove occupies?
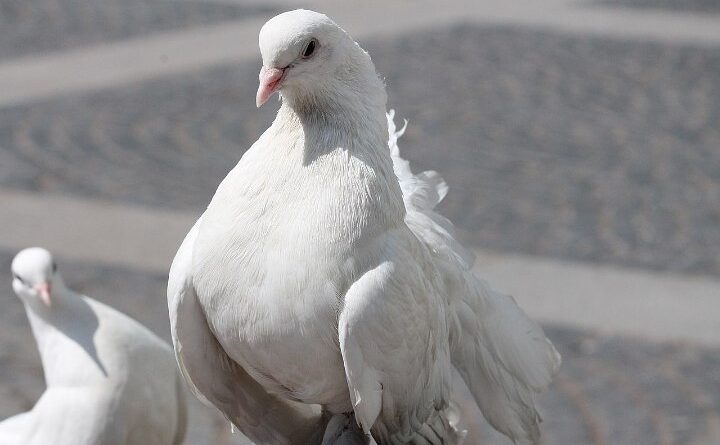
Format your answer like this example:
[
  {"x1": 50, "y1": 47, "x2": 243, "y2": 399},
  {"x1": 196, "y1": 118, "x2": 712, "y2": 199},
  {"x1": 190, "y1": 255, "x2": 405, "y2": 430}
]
[
  {"x1": 168, "y1": 9, "x2": 560, "y2": 445},
  {"x1": 2, "y1": 247, "x2": 187, "y2": 445}
]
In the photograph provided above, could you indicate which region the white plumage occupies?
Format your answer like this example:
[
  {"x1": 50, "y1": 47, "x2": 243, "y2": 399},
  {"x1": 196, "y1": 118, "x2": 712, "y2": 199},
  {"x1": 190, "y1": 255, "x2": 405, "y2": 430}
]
[
  {"x1": 3, "y1": 247, "x2": 186, "y2": 445},
  {"x1": 168, "y1": 9, "x2": 560, "y2": 445}
]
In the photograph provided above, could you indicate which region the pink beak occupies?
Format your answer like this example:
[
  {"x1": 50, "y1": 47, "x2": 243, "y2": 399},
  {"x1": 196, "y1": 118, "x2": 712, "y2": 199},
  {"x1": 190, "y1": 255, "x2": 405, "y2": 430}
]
[
  {"x1": 35, "y1": 282, "x2": 51, "y2": 307},
  {"x1": 256, "y1": 66, "x2": 286, "y2": 108}
]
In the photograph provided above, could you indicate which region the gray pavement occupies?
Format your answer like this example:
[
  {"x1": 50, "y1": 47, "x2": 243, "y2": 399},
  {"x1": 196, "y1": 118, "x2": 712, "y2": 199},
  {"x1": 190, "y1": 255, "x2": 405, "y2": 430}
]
[
  {"x1": 599, "y1": 0, "x2": 720, "y2": 13},
  {"x1": 0, "y1": 1, "x2": 719, "y2": 444},
  {"x1": 2, "y1": 24, "x2": 719, "y2": 275},
  {"x1": 1, "y1": 249, "x2": 718, "y2": 445},
  {"x1": 6, "y1": 0, "x2": 720, "y2": 108},
  {"x1": 3, "y1": 189, "x2": 719, "y2": 348},
  {"x1": 0, "y1": 0, "x2": 275, "y2": 60}
]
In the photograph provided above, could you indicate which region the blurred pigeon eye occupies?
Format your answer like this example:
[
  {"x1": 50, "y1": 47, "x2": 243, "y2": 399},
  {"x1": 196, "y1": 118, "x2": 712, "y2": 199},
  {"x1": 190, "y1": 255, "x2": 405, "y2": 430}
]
[
  {"x1": 13, "y1": 273, "x2": 27, "y2": 285},
  {"x1": 52, "y1": 263, "x2": 58, "y2": 273},
  {"x1": 302, "y1": 39, "x2": 317, "y2": 58}
]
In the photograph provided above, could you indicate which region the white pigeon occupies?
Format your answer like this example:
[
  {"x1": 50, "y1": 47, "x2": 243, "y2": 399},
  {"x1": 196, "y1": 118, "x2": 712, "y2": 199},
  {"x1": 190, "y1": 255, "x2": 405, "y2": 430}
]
[
  {"x1": 2, "y1": 247, "x2": 187, "y2": 445},
  {"x1": 168, "y1": 9, "x2": 560, "y2": 445}
]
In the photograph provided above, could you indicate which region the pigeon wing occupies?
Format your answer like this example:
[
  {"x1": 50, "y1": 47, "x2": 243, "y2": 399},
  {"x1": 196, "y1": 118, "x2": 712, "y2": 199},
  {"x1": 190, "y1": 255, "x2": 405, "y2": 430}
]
[{"x1": 338, "y1": 236, "x2": 457, "y2": 444}]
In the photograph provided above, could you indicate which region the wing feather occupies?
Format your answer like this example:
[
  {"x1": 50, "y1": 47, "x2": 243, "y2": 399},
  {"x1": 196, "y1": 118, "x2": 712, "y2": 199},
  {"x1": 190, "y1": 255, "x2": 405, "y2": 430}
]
[
  {"x1": 339, "y1": 240, "x2": 457, "y2": 445},
  {"x1": 387, "y1": 111, "x2": 560, "y2": 444}
]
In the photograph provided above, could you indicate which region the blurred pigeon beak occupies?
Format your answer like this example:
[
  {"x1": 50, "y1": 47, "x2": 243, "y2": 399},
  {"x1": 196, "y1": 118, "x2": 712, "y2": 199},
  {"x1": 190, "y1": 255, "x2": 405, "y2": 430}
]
[
  {"x1": 35, "y1": 282, "x2": 51, "y2": 307},
  {"x1": 256, "y1": 66, "x2": 286, "y2": 107}
]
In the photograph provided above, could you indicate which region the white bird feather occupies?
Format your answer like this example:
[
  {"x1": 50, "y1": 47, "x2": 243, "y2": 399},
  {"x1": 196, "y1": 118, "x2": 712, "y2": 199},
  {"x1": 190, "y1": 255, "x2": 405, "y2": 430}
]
[
  {"x1": 2, "y1": 247, "x2": 187, "y2": 445},
  {"x1": 168, "y1": 9, "x2": 559, "y2": 445}
]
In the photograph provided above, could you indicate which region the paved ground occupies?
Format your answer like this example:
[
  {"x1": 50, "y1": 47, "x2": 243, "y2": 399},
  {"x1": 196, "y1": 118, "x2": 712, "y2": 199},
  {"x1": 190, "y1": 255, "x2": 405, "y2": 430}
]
[
  {"x1": 600, "y1": 0, "x2": 720, "y2": 14},
  {"x1": 0, "y1": 0, "x2": 276, "y2": 60},
  {"x1": 2, "y1": 26, "x2": 719, "y2": 275},
  {"x1": 0, "y1": 0, "x2": 718, "y2": 444},
  {"x1": 1, "y1": 249, "x2": 718, "y2": 445}
]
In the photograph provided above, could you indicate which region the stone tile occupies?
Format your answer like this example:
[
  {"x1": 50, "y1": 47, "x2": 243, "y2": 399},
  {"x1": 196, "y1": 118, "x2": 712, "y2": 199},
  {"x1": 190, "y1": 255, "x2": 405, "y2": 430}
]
[
  {"x1": 2, "y1": 26, "x2": 720, "y2": 275},
  {"x1": 598, "y1": 0, "x2": 720, "y2": 13},
  {"x1": 0, "y1": 0, "x2": 276, "y2": 60}
]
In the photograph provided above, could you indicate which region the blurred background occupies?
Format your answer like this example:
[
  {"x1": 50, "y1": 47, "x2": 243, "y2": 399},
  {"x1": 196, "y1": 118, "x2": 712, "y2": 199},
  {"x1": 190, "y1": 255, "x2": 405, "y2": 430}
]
[{"x1": 0, "y1": 0, "x2": 719, "y2": 443}]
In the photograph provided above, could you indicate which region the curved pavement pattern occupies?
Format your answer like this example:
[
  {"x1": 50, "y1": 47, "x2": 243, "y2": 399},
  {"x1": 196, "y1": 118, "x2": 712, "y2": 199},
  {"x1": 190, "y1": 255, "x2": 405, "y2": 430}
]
[
  {"x1": 0, "y1": 0, "x2": 277, "y2": 60},
  {"x1": 0, "y1": 0, "x2": 718, "y2": 444},
  {"x1": 2, "y1": 26, "x2": 719, "y2": 275},
  {"x1": 599, "y1": 0, "x2": 720, "y2": 14}
]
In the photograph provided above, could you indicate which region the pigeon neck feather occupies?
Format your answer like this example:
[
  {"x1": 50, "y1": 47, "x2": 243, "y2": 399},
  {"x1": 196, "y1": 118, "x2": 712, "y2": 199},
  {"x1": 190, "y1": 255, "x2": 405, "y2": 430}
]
[
  {"x1": 268, "y1": 56, "x2": 406, "y2": 227},
  {"x1": 24, "y1": 284, "x2": 109, "y2": 385},
  {"x1": 278, "y1": 43, "x2": 389, "y2": 161}
]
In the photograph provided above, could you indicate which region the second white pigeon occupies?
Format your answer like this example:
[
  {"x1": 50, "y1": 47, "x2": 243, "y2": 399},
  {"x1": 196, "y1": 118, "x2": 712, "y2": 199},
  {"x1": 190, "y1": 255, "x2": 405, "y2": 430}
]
[{"x1": 2, "y1": 247, "x2": 187, "y2": 445}]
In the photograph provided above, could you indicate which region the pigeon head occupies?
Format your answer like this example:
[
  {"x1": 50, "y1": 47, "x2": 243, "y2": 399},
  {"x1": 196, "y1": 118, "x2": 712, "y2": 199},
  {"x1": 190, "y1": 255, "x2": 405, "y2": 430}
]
[
  {"x1": 256, "y1": 9, "x2": 383, "y2": 111},
  {"x1": 11, "y1": 247, "x2": 60, "y2": 307}
]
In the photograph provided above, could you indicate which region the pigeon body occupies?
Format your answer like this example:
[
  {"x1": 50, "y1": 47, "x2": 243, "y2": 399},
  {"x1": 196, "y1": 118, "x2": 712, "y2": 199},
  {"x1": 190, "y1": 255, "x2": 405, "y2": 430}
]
[
  {"x1": 3, "y1": 247, "x2": 186, "y2": 445},
  {"x1": 169, "y1": 9, "x2": 559, "y2": 445}
]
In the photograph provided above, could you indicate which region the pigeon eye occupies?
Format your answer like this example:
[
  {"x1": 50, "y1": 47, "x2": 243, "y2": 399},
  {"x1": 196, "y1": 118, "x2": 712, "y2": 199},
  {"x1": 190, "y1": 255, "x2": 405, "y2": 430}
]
[
  {"x1": 52, "y1": 263, "x2": 58, "y2": 273},
  {"x1": 12, "y1": 273, "x2": 27, "y2": 285},
  {"x1": 302, "y1": 39, "x2": 317, "y2": 58}
]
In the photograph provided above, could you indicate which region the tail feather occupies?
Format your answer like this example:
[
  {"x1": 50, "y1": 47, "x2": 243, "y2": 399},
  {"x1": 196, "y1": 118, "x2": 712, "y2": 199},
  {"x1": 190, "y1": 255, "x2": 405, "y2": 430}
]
[
  {"x1": 386, "y1": 110, "x2": 560, "y2": 444},
  {"x1": 452, "y1": 275, "x2": 560, "y2": 444}
]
